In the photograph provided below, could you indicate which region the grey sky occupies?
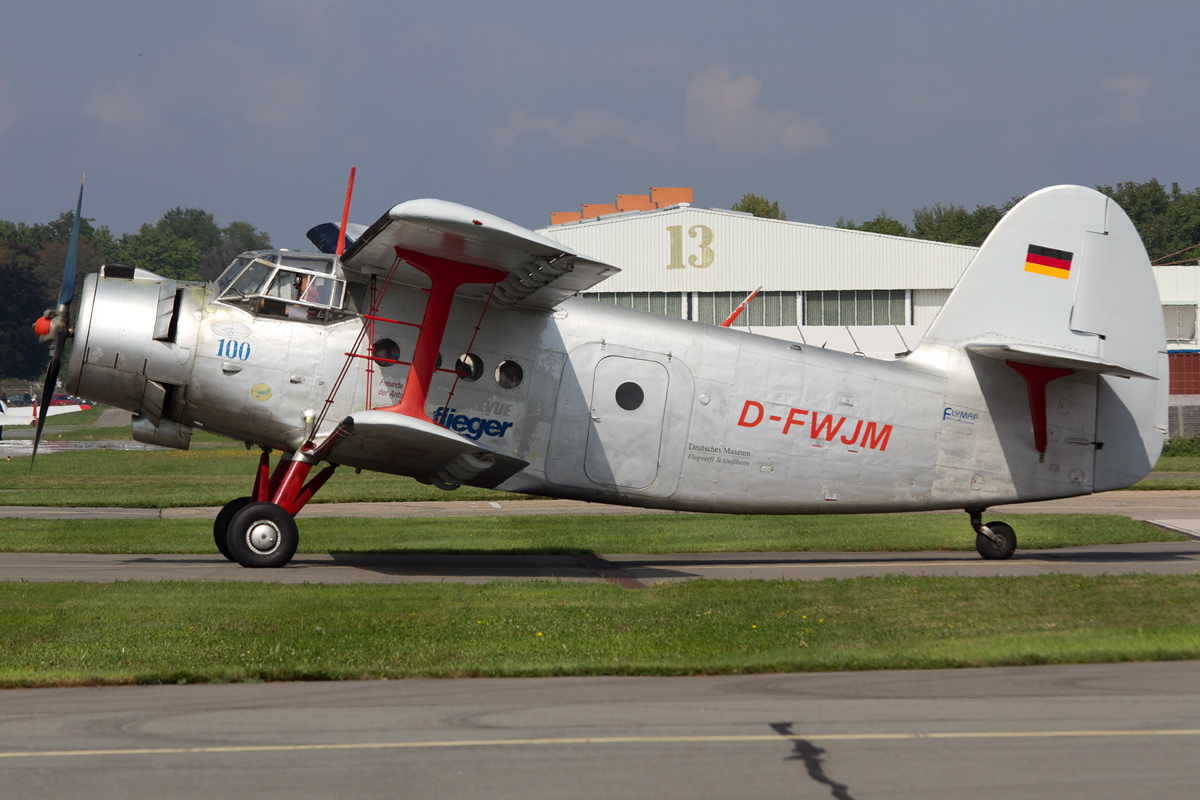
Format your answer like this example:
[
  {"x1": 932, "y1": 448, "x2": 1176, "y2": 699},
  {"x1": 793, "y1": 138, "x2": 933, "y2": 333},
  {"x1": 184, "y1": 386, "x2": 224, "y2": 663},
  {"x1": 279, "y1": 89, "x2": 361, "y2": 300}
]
[{"x1": 0, "y1": 1, "x2": 1192, "y2": 250}]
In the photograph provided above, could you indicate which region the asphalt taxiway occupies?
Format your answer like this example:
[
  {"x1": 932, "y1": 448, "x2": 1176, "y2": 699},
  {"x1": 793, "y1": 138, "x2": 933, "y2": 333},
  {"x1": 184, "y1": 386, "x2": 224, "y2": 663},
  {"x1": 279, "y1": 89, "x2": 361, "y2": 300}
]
[
  {"x1": 2, "y1": 540, "x2": 1199, "y2": 586},
  {"x1": 3, "y1": 661, "x2": 1198, "y2": 799},
  {"x1": 2, "y1": 490, "x2": 1200, "y2": 585}
]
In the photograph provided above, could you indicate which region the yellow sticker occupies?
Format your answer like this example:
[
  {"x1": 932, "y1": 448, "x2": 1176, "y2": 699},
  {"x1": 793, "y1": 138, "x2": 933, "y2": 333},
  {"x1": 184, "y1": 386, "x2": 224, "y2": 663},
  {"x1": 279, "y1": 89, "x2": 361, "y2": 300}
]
[{"x1": 251, "y1": 383, "x2": 272, "y2": 401}]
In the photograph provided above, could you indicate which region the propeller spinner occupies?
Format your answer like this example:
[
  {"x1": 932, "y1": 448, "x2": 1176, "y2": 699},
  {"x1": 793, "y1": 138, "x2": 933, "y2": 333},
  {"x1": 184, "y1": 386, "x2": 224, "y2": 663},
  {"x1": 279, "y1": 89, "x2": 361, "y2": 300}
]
[{"x1": 30, "y1": 174, "x2": 85, "y2": 470}]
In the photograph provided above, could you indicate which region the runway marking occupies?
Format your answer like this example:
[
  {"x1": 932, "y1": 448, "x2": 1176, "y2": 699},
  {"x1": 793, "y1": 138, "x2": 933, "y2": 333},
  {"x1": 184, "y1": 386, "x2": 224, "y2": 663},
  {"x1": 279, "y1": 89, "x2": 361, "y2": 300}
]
[{"x1": 3, "y1": 729, "x2": 1200, "y2": 759}]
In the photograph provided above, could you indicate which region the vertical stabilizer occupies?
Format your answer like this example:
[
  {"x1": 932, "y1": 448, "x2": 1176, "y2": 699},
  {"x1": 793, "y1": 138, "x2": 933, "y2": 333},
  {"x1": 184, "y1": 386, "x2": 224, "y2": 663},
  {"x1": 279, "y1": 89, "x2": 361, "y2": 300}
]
[{"x1": 920, "y1": 185, "x2": 1166, "y2": 489}]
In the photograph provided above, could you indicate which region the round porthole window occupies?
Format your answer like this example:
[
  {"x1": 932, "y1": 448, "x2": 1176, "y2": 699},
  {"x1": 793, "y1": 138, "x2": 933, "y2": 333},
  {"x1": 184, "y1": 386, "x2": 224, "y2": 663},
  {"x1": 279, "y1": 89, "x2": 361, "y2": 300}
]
[
  {"x1": 495, "y1": 360, "x2": 523, "y2": 389},
  {"x1": 372, "y1": 338, "x2": 400, "y2": 367},
  {"x1": 455, "y1": 353, "x2": 484, "y2": 382},
  {"x1": 615, "y1": 381, "x2": 644, "y2": 411}
]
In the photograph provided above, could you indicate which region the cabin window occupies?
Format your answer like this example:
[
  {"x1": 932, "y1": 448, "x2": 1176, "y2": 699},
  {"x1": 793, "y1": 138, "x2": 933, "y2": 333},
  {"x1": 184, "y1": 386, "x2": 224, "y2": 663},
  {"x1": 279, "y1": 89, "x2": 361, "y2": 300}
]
[
  {"x1": 615, "y1": 381, "x2": 644, "y2": 411},
  {"x1": 372, "y1": 338, "x2": 401, "y2": 367},
  {"x1": 495, "y1": 360, "x2": 523, "y2": 389},
  {"x1": 455, "y1": 353, "x2": 484, "y2": 382}
]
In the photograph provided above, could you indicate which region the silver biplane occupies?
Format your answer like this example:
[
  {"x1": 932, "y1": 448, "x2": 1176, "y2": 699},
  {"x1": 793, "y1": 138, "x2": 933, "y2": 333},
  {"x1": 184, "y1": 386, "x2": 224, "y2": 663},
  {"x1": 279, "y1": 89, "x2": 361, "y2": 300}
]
[{"x1": 32, "y1": 176, "x2": 1166, "y2": 567}]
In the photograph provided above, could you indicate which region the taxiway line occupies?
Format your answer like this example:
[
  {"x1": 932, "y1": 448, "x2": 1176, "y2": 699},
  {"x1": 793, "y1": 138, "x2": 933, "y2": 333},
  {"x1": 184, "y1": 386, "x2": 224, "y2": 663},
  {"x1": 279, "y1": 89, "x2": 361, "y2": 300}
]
[{"x1": 5, "y1": 728, "x2": 1200, "y2": 760}]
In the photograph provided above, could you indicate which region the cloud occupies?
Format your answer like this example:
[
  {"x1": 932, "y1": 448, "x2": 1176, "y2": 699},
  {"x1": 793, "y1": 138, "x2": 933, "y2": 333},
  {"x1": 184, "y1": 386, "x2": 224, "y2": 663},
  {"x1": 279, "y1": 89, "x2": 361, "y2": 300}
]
[
  {"x1": 84, "y1": 83, "x2": 153, "y2": 133},
  {"x1": 493, "y1": 64, "x2": 827, "y2": 157},
  {"x1": 682, "y1": 65, "x2": 828, "y2": 155},
  {"x1": 1101, "y1": 72, "x2": 1152, "y2": 122},
  {"x1": 0, "y1": 77, "x2": 15, "y2": 135},
  {"x1": 494, "y1": 107, "x2": 669, "y2": 151}
]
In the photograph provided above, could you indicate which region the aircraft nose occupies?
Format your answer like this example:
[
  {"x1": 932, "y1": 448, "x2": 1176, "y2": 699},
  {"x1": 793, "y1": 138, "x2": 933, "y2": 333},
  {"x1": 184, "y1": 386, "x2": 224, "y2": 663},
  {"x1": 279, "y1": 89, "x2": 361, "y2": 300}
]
[{"x1": 66, "y1": 268, "x2": 199, "y2": 442}]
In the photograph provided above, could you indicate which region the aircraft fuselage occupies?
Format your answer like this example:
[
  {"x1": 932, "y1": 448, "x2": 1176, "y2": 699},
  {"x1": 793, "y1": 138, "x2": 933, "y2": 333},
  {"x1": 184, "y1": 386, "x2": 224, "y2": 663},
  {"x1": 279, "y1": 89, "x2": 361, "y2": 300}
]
[{"x1": 67, "y1": 272, "x2": 1104, "y2": 515}]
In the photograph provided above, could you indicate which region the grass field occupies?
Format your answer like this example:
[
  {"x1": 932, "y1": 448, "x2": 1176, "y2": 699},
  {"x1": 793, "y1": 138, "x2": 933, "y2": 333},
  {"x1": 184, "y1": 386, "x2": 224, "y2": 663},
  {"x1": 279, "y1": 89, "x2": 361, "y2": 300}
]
[
  {"x1": 1, "y1": 447, "x2": 521, "y2": 506},
  {"x1": 4, "y1": 445, "x2": 1199, "y2": 508},
  {"x1": 2, "y1": 575, "x2": 1197, "y2": 687}
]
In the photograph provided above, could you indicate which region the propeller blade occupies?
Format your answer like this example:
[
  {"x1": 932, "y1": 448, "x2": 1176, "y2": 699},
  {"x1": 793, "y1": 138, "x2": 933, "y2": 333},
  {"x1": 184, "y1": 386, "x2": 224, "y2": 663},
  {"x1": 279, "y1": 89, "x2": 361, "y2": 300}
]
[
  {"x1": 29, "y1": 329, "x2": 65, "y2": 472},
  {"x1": 31, "y1": 174, "x2": 85, "y2": 471},
  {"x1": 59, "y1": 174, "x2": 85, "y2": 307}
]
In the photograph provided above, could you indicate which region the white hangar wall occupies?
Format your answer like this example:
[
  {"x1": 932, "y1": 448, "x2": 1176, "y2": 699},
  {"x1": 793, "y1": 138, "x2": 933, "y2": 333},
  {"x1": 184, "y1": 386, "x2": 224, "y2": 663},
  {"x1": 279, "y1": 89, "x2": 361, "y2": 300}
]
[
  {"x1": 537, "y1": 205, "x2": 976, "y2": 339},
  {"x1": 538, "y1": 203, "x2": 1200, "y2": 356},
  {"x1": 539, "y1": 205, "x2": 975, "y2": 293}
]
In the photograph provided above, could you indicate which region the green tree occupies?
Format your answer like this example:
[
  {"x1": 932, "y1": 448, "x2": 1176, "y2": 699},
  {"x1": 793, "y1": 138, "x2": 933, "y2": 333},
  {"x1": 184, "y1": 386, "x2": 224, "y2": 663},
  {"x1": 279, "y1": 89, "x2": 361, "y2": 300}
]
[
  {"x1": 732, "y1": 193, "x2": 787, "y2": 220},
  {"x1": 198, "y1": 221, "x2": 273, "y2": 282},
  {"x1": 157, "y1": 207, "x2": 223, "y2": 254},
  {"x1": 113, "y1": 224, "x2": 202, "y2": 281},
  {"x1": 0, "y1": 255, "x2": 52, "y2": 379},
  {"x1": 837, "y1": 212, "x2": 910, "y2": 237},
  {"x1": 1097, "y1": 180, "x2": 1200, "y2": 263}
]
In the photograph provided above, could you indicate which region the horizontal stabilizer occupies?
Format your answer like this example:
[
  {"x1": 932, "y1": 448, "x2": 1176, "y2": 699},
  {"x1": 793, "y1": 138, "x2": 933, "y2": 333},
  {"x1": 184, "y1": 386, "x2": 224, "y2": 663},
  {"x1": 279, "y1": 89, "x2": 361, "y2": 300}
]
[
  {"x1": 341, "y1": 198, "x2": 620, "y2": 308},
  {"x1": 964, "y1": 343, "x2": 1155, "y2": 379},
  {"x1": 315, "y1": 409, "x2": 529, "y2": 489}
]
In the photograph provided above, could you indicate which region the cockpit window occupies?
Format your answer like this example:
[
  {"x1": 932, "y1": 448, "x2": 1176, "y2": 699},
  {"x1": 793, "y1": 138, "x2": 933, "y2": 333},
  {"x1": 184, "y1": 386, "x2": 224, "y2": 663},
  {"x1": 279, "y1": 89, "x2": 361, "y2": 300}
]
[
  {"x1": 228, "y1": 259, "x2": 275, "y2": 298},
  {"x1": 215, "y1": 257, "x2": 252, "y2": 295},
  {"x1": 279, "y1": 254, "x2": 335, "y2": 274},
  {"x1": 215, "y1": 252, "x2": 347, "y2": 323}
]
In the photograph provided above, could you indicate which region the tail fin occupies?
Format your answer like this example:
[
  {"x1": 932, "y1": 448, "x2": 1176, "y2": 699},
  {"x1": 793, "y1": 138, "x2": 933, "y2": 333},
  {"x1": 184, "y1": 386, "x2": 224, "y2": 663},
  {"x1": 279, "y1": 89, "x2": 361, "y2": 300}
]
[{"x1": 920, "y1": 185, "x2": 1167, "y2": 489}]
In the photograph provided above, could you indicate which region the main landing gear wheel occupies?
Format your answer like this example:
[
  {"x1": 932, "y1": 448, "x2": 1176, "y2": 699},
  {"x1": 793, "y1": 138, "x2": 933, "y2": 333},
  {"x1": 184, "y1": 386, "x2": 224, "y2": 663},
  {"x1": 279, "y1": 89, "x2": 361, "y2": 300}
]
[
  {"x1": 226, "y1": 501, "x2": 299, "y2": 568},
  {"x1": 213, "y1": 496, "x2": 254, "y2": 561},
  {"x1": 975, "y1": 521, "x2": 1016, "y2": 560}
]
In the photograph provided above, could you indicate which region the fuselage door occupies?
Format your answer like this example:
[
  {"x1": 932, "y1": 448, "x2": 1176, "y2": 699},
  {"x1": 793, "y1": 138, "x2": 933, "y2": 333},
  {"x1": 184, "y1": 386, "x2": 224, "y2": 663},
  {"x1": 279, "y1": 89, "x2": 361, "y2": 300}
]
[{"x1": 584, "y1": 356, "x2": 670, "y2": 489}]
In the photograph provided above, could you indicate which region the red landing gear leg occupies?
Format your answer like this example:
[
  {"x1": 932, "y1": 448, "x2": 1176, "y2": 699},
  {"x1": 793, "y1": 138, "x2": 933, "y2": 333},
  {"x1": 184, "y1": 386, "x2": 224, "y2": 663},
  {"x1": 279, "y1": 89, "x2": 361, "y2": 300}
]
[{"x1": 214, "y1": 448, "x2": 339, "y2": 568}]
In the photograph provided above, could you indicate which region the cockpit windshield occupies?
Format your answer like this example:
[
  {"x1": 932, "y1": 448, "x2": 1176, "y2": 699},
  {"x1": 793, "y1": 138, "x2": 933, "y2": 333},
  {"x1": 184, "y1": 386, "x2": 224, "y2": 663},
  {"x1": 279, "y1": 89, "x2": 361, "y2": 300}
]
[{"x1": 214, "y1": 252, "x2": 348, "y2": 323}]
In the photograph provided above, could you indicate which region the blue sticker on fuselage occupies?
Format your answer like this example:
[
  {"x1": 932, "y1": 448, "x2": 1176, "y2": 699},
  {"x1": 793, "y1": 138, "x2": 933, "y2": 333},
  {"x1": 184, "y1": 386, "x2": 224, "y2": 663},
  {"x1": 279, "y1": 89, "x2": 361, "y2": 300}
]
[{"x1": 432, "y1": 406, "x2": 514, "y2": 441}]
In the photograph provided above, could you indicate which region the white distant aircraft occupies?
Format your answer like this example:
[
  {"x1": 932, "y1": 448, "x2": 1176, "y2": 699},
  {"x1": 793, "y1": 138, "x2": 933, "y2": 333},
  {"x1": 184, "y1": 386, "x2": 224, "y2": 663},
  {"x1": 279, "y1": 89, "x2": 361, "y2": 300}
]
[
  {"x1": 31, "y1": 177, "x2": 1166, "y2": 567},
  {"x1": 0, "y1": 397, "x2": 91, "y2": 433}
]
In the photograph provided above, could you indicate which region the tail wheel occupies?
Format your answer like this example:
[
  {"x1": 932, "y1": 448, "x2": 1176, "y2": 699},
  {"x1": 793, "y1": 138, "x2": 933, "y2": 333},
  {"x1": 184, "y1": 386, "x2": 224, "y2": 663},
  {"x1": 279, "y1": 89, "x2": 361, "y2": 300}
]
[
  {"x1": 213, "y1": 496, "x2": 254, "y2": 561},
  {"x1": 226, "y1": 501, "x2": 299, "y2": 568},
  {"x1": 975, "y1": 521, "x2": 1016, "y2": 560}
]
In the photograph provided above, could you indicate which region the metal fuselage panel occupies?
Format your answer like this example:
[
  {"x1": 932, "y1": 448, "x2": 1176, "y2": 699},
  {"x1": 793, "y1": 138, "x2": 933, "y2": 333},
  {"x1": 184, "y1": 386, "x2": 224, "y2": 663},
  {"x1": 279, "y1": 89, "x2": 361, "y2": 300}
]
[{"x1": 67, "y1": 275, "x2": 1110, "y2": 514}]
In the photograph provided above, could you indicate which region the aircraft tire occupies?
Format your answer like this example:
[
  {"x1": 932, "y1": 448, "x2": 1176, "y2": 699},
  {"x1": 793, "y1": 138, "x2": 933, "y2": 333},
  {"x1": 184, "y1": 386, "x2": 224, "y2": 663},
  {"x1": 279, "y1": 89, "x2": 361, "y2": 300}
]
[
  {"x1": 975, "y1": 521, "x2": 1016, "y2": 560},
  {"x1": 213, "y1": 496, "x2": 254, "y2": 561},
  {"x1": 226, "y1": 501, "x2": 299, "y2": 568}
]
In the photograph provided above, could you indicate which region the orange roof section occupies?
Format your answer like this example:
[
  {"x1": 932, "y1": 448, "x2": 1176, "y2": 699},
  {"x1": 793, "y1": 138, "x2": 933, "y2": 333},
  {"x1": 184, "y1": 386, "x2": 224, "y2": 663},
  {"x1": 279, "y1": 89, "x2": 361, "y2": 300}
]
[{"x1": 551, "y1": 187, "x2": 693, "y2": 224}]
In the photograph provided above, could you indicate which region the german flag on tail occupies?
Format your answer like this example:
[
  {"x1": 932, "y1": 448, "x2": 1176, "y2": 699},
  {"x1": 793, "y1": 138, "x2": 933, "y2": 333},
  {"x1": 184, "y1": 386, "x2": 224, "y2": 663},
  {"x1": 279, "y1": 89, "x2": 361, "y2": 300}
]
[{"x1": 1024, "y1": 244, "x2": 1073, "y2": 279}]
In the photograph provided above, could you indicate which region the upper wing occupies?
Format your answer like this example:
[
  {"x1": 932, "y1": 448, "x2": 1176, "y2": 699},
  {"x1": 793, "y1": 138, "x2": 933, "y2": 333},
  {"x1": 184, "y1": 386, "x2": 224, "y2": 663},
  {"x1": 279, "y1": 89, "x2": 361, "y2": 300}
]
[{"x1": 340, "y1": 198, "x2": 620, "y2": 309}]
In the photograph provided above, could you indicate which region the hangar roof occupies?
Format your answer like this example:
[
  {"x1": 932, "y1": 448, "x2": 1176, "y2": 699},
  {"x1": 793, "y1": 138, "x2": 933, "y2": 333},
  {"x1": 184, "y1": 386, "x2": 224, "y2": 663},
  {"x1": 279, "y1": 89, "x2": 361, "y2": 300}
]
[{"x1": 538, "y1": 204, "x2": 977, "y2": 294}]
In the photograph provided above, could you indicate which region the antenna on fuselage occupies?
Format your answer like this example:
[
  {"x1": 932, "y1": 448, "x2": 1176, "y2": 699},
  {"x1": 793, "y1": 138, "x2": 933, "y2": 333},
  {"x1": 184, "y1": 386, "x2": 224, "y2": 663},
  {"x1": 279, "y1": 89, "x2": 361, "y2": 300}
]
[
  {"x1": 336, "y1": 167, "x2": 356, "y2": 259},
  {"x1": 721, "y1": 285, "x2": 762, "y2": 328}
]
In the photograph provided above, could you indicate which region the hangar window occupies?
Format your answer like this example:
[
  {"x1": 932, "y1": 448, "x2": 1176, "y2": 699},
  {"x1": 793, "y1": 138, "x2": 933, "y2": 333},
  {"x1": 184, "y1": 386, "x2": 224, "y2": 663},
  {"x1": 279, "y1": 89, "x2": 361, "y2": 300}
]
[
  {"x1": 1164, "y1": 304, "x2": 1197, "y2": 343},
  {"x1": 586, "y1": 292, "x2": 685, "y2": 319},
  {"x1": 690, "y1": 291, "x2": 798, "y2": 327},
  {"x1": 804, "y1": 290, "x2": 907, "y2": 326}
]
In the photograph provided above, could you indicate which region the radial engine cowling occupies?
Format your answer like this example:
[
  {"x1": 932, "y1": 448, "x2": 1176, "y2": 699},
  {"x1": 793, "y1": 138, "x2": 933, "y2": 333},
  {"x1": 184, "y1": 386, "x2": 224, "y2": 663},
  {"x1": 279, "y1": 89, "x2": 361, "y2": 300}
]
[{"x1": 65, "y1": 267, "x2": 202, "y2": 448}]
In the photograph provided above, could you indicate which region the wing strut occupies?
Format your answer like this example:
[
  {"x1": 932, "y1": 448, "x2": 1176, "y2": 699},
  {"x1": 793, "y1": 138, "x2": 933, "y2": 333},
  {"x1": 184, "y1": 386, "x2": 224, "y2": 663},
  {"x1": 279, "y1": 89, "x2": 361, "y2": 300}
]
[{"x1": 376, "y1": 246, "x2": 506, "y2": 422}]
